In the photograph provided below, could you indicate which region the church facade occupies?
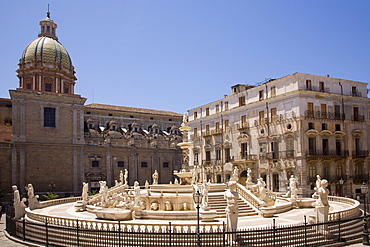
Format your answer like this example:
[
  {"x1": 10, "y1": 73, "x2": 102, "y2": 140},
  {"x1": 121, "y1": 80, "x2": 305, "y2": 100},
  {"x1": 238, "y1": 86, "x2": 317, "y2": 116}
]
[{"x1": 0, "y1": 13, "x2": 182, "y2": 197}]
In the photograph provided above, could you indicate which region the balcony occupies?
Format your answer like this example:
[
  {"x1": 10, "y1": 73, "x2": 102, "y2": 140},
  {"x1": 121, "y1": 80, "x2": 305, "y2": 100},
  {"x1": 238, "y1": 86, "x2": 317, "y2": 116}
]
[
  {"x1": 352, "y1": 150, "x2": 369, "y2": 157},
  {"x1": 267, "y1": 152, "x2": 279, "y2": 160},
  {"x1": 306, "y1": 150, "x2": 348, "y2": 157},
  {"x1": 202, "y1": 131, "x2": 212, "y2": 137},
  {"x1": 211, "y1": 129, "x2": 223, "y2": 135},
  {"x1": 237, "y1": 122, "x2": 249, "y2": 130},
  {"x1": 305, "y1": 86, "x2": 330, "y2": 93},
  {"x1": 305, "y1": 111, "x2": 345, "y2": 120},
  {"x1": 352, "y1": 90, "x2": 363, "y2": 97},
  {"x1": 352, "y1": 115, "x2": 365, "y2": 122},
  {"x1": 235, "y1": 154, "x2": 257, "y2": 161},
  {"x1": 279, "y1": 150, "x2": 295, "y2": 158}
]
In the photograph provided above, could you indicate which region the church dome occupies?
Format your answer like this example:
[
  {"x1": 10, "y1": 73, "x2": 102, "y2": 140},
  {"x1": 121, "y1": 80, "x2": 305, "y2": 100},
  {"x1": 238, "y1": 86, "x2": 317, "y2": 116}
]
[{"x1": 21, "y1": 36, "x2": 73, "y2": 70}]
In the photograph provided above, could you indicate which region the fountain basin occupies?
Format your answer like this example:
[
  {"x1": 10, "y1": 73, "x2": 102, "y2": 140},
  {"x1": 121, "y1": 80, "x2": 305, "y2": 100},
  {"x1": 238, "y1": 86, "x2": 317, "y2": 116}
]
[{"x1": 93, "y1": 208, "x2": 132, "y2": 221}]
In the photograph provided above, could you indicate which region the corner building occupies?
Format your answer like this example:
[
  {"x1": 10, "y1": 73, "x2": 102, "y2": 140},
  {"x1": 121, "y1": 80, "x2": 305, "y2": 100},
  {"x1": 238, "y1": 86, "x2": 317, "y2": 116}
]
[
  {"x1": 0, "y1": 14, "x2": 182, "y2": 196},
  {"x1": 187, "y1": 73, "x2": 370, "y2": 197}
]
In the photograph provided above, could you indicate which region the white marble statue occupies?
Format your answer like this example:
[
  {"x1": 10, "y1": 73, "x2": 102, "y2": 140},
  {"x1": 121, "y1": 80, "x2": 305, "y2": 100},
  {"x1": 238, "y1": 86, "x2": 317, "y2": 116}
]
[
  {"x1": 315, "y1": 179, "x2": 330, "y2": 234},
  {"x1": 230, "y1": 166, "x2": 239, "y2": 182},
  {"x1": 257, "y1": 178, "x2": 267, "y2": 201},
  {"x1": 145, "y1": 180, "x2": 149, "y2": 190},
  {"x1": 13, "y1": 185, "x2": 26, "y2": 219},
  {"x1": 119, "y1": 170, "x2": 124, "y2": 184},
  {"x1": 312, "y1": 174, "x2": 321, "y2": 198},
  {"x1": 246, "y1": 168, "x2": 252, "y2": 184},
  {"x1": 133, "y1": 181, "x2": 141, "y2": 206},
  {"x1": 192, "y1": 166, "x2": 199, "y2": 184},
  {"x1": 82, "y1": 182, "x2": 89, "y2": 205},
  {"x1": 289, "y1": 175, "x2": 298, "y2": 200},
  {"x1": 27, "y1": 183, "x2": 39, "y2": 210},
  {"x1": 152, "y1": 170, "x2": 158, "y2": 185},
  {"x1": 225, "y1": 181, "x2": 239, "y2": 235},
  {"x1": 181, "y1": 112, "x2": 188, "y2": 127},
  {"x1": 201, "y1": 180, "x2": 210, "y2": 209},
  {"x1": 99, "y1": 181, "x2": 108, "y2": 206},
  {"x1": 174, "y1": 178, "x2": 179, "y2": 184},
  {"x1": 124, "y1": 169, "x2": 128, "y2": 186}
]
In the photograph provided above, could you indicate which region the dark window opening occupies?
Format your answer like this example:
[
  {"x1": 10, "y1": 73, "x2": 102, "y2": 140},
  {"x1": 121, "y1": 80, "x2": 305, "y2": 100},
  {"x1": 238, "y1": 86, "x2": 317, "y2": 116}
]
[
  {"x1": 44, "y1": 107, "x2": 56, "y2": 127},
  {"x1": 117, "y1": 161, "x2": 124, "y2": 167},
  {"x1": 163, "y1": 162, "x2": 169, "y2": 168},
  {"x1": 141, "y1": 162, "x2": 148, "y2": 168},
  {"x1": 92, "y1": 160, "x2": 99, "y2": 168}
]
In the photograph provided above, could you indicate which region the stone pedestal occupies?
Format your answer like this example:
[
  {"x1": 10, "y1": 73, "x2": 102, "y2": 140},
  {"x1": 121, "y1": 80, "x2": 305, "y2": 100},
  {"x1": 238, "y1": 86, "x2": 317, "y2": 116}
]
[
  {"x1": 200, "y1": 209, "x2": 217, "y2": 222},
  {"x1": 316, "y1": 205, "x2": 330, "y2": 235}
]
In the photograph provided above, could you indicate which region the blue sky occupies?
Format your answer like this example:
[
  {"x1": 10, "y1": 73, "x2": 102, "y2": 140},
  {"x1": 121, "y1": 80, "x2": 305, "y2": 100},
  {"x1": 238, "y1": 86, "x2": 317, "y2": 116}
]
[{"x1": 1, "y1": 1, "x2": 369, "y2": 113}]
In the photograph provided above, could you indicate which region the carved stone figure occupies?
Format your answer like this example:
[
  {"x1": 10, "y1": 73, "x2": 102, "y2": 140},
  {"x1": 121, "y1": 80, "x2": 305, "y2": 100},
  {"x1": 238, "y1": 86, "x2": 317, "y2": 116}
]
[
  {"x1": 201, "y1": 181, "x2": 210, "y2": 209},
  {"x1": 82, "y1": 182, "x2": 89, "y2": 210},
  {"x1": 192, "y1": 166, "x2": 199, "y2": 184},
  {"x1": 246, "y1": 168, "x2": 252, "y2": 183},
  {"x1": 315, "y1": 179, "x2": 330, "y2": 234},
  {"x1": 99, "y1": 181, "x2": 108, "y2": 206},
  {"x1": 133, "y1": 181, "x2": 141, "y2": 206},
  {"x1": 119, "y1": 170, "x2": 124, "y2": 184},
  {"x1": 150, "y1": 202, "x2": 159, "y2": 211},
  {"x1": 289, "y1": 175, "x2": 298, "y2": 200},
  {"x1": 257, "y1": 178, "x2": 267, "y2": 201},
  {"x1": 225, "y1": 181, "x2": 239, "y2": 234},
  {"x1": 13, "y1": 185, "x2": 26, "y2": 219},
  {"x1": 27, "y1": 183, "x2": 39, "y2": 210},
  {"x1": 124, "y1": 169, "x2": 128, "y2": 186},
  {"x1": 181, "y1": 112, "x2": 188, "y2": 127},
  {"x1": 230, "y1": 166, "x2": 239, "y2": 182},
  {"x1": 145, "y1": 180, "x2": 149, "y2": 190},
  {"x1": 152, "y1": 170, "x2": 158, "y2": 185},
  {"x1": 165, "y1": 201, "x2": 173, "y2": 211},
  {"x1": 312, "y1": 175, "x2": 321, "y2": 198}
]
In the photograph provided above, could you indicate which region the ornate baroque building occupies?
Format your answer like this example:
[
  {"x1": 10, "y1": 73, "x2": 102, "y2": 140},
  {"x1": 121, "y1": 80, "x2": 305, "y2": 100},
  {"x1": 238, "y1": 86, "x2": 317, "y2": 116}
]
[
  {"x1": 187, "y1": 73, "x2": 370, "y2": 197},
  {"x1": 0, "y1": 13, "x2": 182, "y2": 196}
]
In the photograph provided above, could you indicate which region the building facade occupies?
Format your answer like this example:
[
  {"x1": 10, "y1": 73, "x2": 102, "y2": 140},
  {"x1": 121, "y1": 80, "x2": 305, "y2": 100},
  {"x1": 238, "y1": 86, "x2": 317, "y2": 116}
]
[
  {"x1": 0, "y1": 13, "x2": 182, "y2": 197},
  {"x1": 187, "y1": 73, "x2": 370, "y2": 197}
]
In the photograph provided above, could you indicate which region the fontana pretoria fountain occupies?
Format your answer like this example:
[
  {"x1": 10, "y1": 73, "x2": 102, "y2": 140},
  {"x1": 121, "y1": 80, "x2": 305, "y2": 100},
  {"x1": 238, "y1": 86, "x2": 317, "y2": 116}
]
[{"x1": 7, "y1": 114, "x2": 365, "y2": 246}]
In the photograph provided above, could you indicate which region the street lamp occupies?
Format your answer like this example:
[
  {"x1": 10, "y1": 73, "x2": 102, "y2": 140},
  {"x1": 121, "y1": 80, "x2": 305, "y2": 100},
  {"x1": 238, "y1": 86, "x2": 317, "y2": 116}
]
[
  {"x1": 361, "y1": 182, "x2": 370, "y2": 245},
  {"x1": 339, "y1": 178, "x2": 344, "y2": 197},
  {"x1": 193, "y1": 189, "x2": 203, "y2": 247}
]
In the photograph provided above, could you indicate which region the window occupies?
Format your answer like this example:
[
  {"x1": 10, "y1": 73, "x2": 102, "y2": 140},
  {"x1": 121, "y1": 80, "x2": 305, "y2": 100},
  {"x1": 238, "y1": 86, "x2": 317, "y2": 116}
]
[
  {"x1": 354, "y1": 137, "x2": 360, "y2": 155},
  {"x1": 306, "y1": 80, "x2": 312, "y2": 90},
  {"x1": 308, "y1": 122, "x2": 314, "y2": 130},
  {"x1": 353, "y1": 107, "x2": 359, "y2": 121},
  {"x1": 309, "y1": 165, "x2": 316, "y2": 179},
  {"x1": 205, "y1": 125, "x2": 210, "y2": 135},
  {"x1": 88, "y1": 123, "x2": 94, "y2": 129},
  {"x1": 224, "y1": 119, "x2": 229, "y2": 131},
  {"x1": 321, "y1": 123, "x2": 328, "y2": 130},
  {"x1": 271, "y1": 108, "x2": 277, "y2": 122},
  {"x1": 335, "y1": 124, "x2": 341, "y2": 131},
  {"x1": 92, "y1": 160, "x2": 99, "y2": 168},
  {"x1": 216, "y1": 149, "x2": 221, "y2": 160},
  {"x1": 63, "y1": 87, "x2": 69, "y2": 94},
  {"x1": 169, "y1": 119, "x2": 172, "y2": 121},
  {"x1": 216, "y1": 105, "x2": 220, "y2": 113},
  {"x1": 334, "y1": 105, "x2": 341, "y2": 119},
  {"x1": 307, "y1": 102, "x2": 314, "y2": 118},
  {"x1": 238, "y1": 96, "x2": 245, "y2": 106},
  {"x1": 215, "y1": 122, "x2": 220, "y2": 132},
  {"x1": 241, "y1": 115, "x2": 247, "y2": 127},
  {"x1": 271, "y1": 86, "x2": 276, "y2": 97},
  {"x1": 117, "y1": 161, "x2": 124, "y2": 167},
  {"x1": 259, "y1": 143, "x2": 267, "y2": 158},
  {"x1": 286, "y1": 136, "x2": 294, "y2": 157},
  {"x1": 225, "y1": 148, "x2": 231, "y2": 162},
  {"x1": 224, "y1": 101, "x2": 229, "y2": 110},
  {"x1": 163, "y1": 162, "x2": 169, "y2": 168},
  {"x1": 323, "y1": 165, "x2": 329, "y2": 179},
  {"x1": 319, "y1": 82, "x2": 325, "y2": 92},
  {"x1": 321, "y1": 104, "x2": 327, "y2": 118},
  {"x1": 322, "y1": 139, "x2": 329, "y2": 155},
  {"x1": 241, "y1": 143, "x2": 248, "y2": 157},
  {"x1": 45, "y1": 83, "x2": 52, "y2": 92},
  {"x1": 193, "y1": 127, "x2": 198, "y2": 138},
  {"x1": 352, "y1": 86, "x2": 357, "y2": 96},
  {"x1": 205, "y1": 151, "x2": 211, "y2": 161},
  {"x1": 259, "y1": 90, "x2": 264, "y2": 100},
  {"x1": 259, "y1": 111, "x2": 265, "y2": 125},
  {"x1": 336, "y1": 139, "x2": 342, "y2": 155},
  {"x1": 308, "y1": 138, "x2": 316, "y2": 155},
  {"x1": 44, "y1": 107, "x2": 56, "y2": 127},
  {"x1": 26, "y1": 83, "x2": 32, "y2": 89},
  {"x1": 206, "y1": 108, "x2": 209, "y2": 116},
  {"x1": 336, "y1": 165, "x2": 343, "y2": 177},
  {"x1": 194, "y1": 112, "x2": 197, "y2": 119},
  {"x1": 141, "y1": 162, "x2": 148, "y2": 168}
]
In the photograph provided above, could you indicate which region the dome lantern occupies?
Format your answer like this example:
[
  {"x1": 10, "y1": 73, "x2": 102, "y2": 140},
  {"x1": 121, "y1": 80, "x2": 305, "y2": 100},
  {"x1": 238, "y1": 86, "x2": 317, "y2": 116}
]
[{"x1": 38, "y1": 11, "x2": 58, "y2": 40}]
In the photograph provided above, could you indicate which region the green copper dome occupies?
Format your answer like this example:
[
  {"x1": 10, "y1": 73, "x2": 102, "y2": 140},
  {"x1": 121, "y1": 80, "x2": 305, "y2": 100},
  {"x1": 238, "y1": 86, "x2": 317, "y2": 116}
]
[{"x1": 21, "y1": 36, "x2": 73, "y2": 70}]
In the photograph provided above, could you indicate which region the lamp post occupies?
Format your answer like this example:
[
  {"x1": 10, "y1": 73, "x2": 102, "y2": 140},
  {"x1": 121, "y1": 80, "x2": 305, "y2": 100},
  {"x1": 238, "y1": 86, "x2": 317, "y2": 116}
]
[
  {"x1": 339, "y1": 178, "x2": 344, "y2": 197},
  {"x1": 193, "y1": 189, "x2": 203, "y2": 247},
  {"x1": 361, "y1": 182, "x2": 370, "y2": 245}
]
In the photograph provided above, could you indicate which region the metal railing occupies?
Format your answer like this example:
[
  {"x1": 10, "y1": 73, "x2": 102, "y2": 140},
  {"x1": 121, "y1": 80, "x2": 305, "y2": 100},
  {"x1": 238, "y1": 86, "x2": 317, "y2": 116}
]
[
  {"x1": 5, "y1": 210, "x2": 365, "y2": 246},
  {"x1": 305, "y1": 110, "x2": 345, "y2": 120}
]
